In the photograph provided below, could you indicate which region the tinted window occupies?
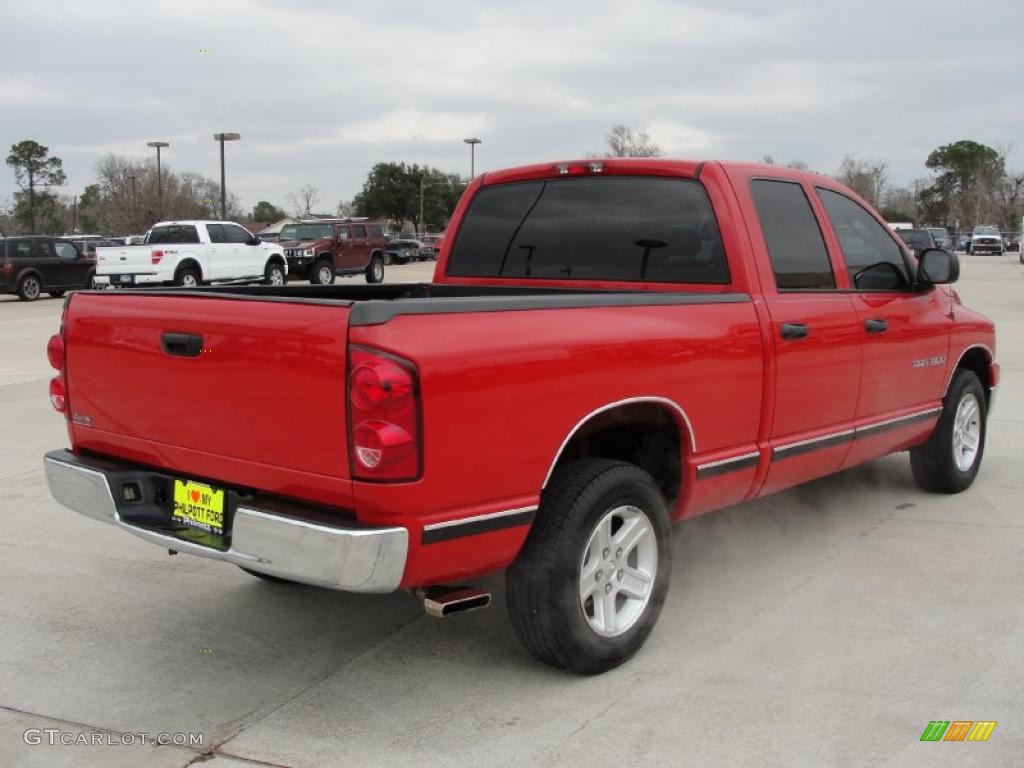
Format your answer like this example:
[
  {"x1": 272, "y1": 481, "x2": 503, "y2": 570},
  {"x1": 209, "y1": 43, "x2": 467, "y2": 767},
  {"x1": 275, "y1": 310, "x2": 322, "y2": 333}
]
[
  {"x1": 177, "y1": 226, "x2": 200, "y2": 244},
  {"x1": 223, "y1": 224, "x2": 251, "y2": 243},
  {"x1": 149, "y1": 226, "x2": 172, "y2": 244},
  {"x1": 206, "y1": 224, "x2": 226, "y2": 243},
  {"x1": 13, "y1": 241, "x2": 32, "y2": 259},
  {"x1": 896, "y1": 230, "x2": 933, "y2": 250},
  {"x1": 750, "y1": 179, "x2": 834, "y2": 290},
  {"x1": 55, "y1": 242, "x2": 78, "y2": 259},
  {"x1": 448, "y1": 177, "x2": 729, "y2": 284},
  {"x1": 368, "y1": 224, "x2": 384, "y2": 237},
  {"x1": 817, "y1": 188, "x2": 910, "y2": 289},
  {"x1": 351, "y1": 225, "x2": 367, "y2": 238},
  {"x1": 33, "y1": 241, "x2": 56, "y2": 258}
]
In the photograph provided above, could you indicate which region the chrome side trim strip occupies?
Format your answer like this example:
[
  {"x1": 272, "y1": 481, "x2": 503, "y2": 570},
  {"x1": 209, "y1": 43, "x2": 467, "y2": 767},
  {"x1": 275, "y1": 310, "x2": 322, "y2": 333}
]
[
  {"x1": 421, "y1": 506, "x2": 537, "y2": 544},
  {"x1": 854, "y1": 407, "x2": 941, "y2": 436},
  {"x1": 773, "y1": 429, "x2": 855, "y2": 460},
  {"x1": 695, "y1": 451, "x2": 760, "y2": 479},
  {"x1": 542, "y1": 396, "x2": 696, "y2": 488}
]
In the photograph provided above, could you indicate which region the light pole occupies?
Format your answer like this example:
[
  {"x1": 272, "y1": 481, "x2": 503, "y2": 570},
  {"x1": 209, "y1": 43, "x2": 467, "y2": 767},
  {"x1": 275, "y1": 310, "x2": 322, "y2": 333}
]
[
  {"x1": 213, "y1": 132, "x2": 240, "y2": 220},
  {"x1": 463, "y1": 137, "x2": 481, "y2": 180},
  {"x1": 129, "y1": 175, "x2": 138, "y2": 231},
  {"x1": 147, "y1": 141, "x2": 169, "y2": 221}
]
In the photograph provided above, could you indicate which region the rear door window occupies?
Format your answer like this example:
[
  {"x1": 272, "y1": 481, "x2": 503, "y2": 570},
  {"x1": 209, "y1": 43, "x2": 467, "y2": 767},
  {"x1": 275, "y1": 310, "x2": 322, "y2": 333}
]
[
  {"x1": 351, "y1": 225, "x2": 367, "y2": 239},
  {"x1": 33, "y1": 241, "x2": 56, "y2": 258},
  {"x1": 448, "y1": 176, "x2": 730, "y2": 284},
  {"x1": 750, "y1": 179, "x2": 834, "y2": 290}
]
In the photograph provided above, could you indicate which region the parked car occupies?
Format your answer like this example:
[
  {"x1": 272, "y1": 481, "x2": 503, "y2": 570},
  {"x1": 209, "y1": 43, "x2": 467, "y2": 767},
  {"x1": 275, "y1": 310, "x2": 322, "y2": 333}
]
[
  {"x1": 418, "y1": 234, "x2": 445, "y2": 260},
  {"x1": 42, "y1": 159, "x2": 996, "y2": 674},
  {"x1": 0, "y1": 236, "x2": 96, "y2": 300},
  {"x1": 970, "y1": 225, "x2": 1003, "y2": 255},
  {"x1": 278, "y1": 219, "x2": 386, "y2": 284},
  {"x1": 895, "y1": 228, "x2": 937, "y2": 257},
  {"x1": 384, "y1": 238, "x2": 423, "y2": 264},
  {"x1": 925, "y1": 227, "x2": 951, "y2": 249},
  {"x1": 94, "y1": 220, "x2": 287, "y2": 288}
]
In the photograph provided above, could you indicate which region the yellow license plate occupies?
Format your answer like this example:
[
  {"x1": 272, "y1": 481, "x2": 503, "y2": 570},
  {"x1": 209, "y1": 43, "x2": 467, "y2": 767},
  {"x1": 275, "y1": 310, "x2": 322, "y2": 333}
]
[{"x1": 172, "y1": 480, "x2": 225, "y2": 535}]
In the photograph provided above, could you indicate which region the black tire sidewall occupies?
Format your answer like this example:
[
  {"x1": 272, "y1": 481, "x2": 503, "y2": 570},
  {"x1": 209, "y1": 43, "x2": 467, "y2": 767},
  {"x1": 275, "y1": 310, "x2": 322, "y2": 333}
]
[
  {"x1": 939, "y1": 371, "x2": 987, "y2": 488},
  {"x1": 19, "y1": 275, "x2": 41, "y2": 300}
]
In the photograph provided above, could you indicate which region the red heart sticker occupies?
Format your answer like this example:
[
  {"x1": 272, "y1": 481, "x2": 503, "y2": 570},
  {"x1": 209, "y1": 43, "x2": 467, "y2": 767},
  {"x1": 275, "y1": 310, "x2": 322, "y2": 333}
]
[{"x1": 191, "y1": 490, "x2": 200, "y2": 503}]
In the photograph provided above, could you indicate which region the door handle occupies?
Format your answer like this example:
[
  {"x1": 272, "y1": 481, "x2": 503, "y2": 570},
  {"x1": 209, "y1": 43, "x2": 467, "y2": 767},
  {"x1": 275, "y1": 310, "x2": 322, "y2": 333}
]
[
  {"x1": 865, "y1": 318, "x2": 889, "y2": 334},
  {"x1": 780, "y1": 322, "x2": 809, "y2": 340},
  {"x1": 161, "y1": 332, "x2": 203, "y2": 357}
]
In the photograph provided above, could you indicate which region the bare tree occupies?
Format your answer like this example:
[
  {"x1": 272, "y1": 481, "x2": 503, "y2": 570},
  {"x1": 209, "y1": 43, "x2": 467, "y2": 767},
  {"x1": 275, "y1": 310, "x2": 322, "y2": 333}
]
[
  {"x1": 288, "y1": 184, "x2": 322, "y2": 217},
  {"x1": 336, "y1": 199, "x2": 355, "y2": 218},
  {"x1": 835, "y1": 155, "x2": 888, "y2": 207},
  {"x1": 600, "y1": 125, "x2": 663, "y2": 158},
  {"x1": 761, "y1": 155, "x2": 776, "y2": 165}
]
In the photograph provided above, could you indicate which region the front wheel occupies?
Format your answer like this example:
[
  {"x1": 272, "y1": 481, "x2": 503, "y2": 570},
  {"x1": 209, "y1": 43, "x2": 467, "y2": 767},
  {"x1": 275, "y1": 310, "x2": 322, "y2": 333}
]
[
  {"x1": 506, "y1": 459, "x2": 671, "y2": 674},
  {"x1": 910, "y1": 369, "x2": 987, "y2": 493},
  {"x1": 365, "y1": 256, "x2": 385, "y2": 284},
  {"x1": 313, "y1": 260, "x2": 335, "y2": 285},
  {"x1": 264, "y1": 262, "x2": 286, "y2": 286}
]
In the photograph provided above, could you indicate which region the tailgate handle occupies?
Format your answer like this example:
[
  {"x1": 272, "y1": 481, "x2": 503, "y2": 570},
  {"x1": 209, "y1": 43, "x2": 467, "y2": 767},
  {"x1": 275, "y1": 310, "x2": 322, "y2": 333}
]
[{"x1": 161, "y1": 332, "x2": 203, "y2": 358}]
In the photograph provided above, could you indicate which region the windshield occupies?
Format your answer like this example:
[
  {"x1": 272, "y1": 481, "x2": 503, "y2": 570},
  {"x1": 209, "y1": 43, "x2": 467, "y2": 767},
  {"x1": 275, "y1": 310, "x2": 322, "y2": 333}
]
[
  {"x1": 973, "y1": 227, "x2": 1000, "y2": 236},
  {"x1": 279, "y1": 223, "x2": 332, "y2": 241}
]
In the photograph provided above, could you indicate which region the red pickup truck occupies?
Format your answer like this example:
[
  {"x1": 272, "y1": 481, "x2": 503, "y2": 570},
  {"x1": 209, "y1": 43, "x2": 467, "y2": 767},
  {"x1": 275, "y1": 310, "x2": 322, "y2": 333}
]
[{"x1": 43, "y1": 159, "x2": 997, "y2": 674}]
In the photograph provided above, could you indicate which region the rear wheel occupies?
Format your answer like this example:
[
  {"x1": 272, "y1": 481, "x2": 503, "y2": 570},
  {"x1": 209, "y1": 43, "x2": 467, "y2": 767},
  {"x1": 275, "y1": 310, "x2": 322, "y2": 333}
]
[
  {"x1": 910, "y1": 369, "x2": 986, "y2": 493},
  {"x1": 365, "y1": 255, "x2": 385, "y2": 284},
  {"x1": 17, "y1": 274, "x2": 41, "y2": 301},
  {"x1": 506, "y1": 459, "x2": 671, "y2": 674},
  {"x1": 313, "y1": 260, "x2": 335, "y2": 285},
  {"x1": 264, "y1": 261, "x2": 286, "y2": 286},
  {"x1": 175, "y1": 268, "x2": 200, "y2": 288}
]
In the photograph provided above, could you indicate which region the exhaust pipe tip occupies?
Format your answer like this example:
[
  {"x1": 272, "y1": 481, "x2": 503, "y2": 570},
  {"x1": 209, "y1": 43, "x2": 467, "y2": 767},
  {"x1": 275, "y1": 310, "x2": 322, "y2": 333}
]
[{"x1": 417, "y1": 586, "x2": 491, "y2": 618}]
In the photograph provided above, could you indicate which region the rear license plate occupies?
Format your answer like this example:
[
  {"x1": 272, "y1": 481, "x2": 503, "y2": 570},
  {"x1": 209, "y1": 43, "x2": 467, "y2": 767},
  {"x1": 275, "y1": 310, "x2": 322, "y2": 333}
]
[
  {"x1": 172, "y1": 479, "x2": 226, "y2": 535},
  {"x1": 118, "y1": 274, "x2": 133, "y2": 284}
]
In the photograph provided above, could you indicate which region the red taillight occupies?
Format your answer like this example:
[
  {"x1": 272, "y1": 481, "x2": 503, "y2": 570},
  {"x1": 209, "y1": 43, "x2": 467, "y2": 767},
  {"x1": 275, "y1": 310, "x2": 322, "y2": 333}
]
[
  {"x1": 348, "y1": 347, "x2": 420, "y2": 480},
  {"x1": 49, "y1": 377, "x2": 67, "y2": 413},
  {"x1": 1, "y1": 262, "x2": 13, "y2": 275},
  {"x1": 151, "y1": 250, "x2": 164, "y2": 265},
  {"x1": 47, "y1": 333, "x2": 65, "y2": 370}
]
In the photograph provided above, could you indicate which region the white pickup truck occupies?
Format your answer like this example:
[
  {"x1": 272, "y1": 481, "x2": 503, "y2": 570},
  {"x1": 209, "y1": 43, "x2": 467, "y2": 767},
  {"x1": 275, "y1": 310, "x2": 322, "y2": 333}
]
[{"x1": 95, "y1": 220, "x2": 288, "y2": 287}]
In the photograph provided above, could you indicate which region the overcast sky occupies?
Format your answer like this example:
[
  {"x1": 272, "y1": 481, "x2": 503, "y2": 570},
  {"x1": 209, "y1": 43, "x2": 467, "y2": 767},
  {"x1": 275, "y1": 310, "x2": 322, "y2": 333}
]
[{"x1": 3, "y1": 0, "x2": 1022, "y2": 214}]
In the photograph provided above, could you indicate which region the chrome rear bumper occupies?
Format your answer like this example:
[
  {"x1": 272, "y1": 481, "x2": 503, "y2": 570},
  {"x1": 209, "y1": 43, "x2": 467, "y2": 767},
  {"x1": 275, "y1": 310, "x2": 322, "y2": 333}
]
[{"x1": 43, "y1": 450, "x2": 408, "y2": 592}]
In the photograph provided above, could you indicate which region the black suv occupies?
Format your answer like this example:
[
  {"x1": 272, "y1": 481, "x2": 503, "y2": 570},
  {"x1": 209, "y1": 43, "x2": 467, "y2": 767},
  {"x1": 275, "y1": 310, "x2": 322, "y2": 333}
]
[{"x1": 0, "y1": 236, "x2": 96, "y2": 301}]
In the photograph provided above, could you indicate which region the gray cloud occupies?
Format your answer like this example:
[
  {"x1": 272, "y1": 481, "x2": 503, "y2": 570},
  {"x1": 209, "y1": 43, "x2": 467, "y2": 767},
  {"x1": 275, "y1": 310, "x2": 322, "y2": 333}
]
[{"x1": 2, "y1": 0, "x2": 1022, "y2": 213}]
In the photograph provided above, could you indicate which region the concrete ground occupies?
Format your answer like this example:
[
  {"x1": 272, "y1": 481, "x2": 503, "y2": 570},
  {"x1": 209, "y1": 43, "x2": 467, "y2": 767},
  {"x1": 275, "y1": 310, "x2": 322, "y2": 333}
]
[{"x1": 0, "y1": 257, "x2": 1020, "y2": 767}]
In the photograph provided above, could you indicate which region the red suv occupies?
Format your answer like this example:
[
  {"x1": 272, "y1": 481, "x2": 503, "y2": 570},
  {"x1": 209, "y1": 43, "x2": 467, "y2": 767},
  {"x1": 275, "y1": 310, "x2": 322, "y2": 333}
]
[{"x1": 279, "y1": 219, "x2": 387, "y2": 284}]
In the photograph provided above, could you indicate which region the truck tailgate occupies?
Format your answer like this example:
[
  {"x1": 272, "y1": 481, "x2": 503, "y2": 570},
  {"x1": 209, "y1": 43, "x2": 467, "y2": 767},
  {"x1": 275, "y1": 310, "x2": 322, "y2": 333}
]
[
  {"x1": 96, "y1": 246, "x2": 154, "y2": 273},
  {"x1": 64, "y1": 292, "x2": 352, "y2": 480}
]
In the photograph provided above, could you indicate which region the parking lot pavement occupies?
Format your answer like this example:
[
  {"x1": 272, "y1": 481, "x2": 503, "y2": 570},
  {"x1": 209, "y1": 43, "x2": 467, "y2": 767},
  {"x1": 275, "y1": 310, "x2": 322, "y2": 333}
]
[{"x1": 1, "y1": 256, "x2": 1021, "y2": 767}]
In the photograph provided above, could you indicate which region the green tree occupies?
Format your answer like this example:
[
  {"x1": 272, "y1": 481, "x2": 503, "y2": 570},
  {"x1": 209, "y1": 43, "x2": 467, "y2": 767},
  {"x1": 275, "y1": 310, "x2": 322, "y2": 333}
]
[
  {"x1": 6, "y1": 140, "x2": 67, "y2": 234},
  {"x1": 923, "y1": 140, "x2": 1005, "y2": 227},
  {"x1": 354, "y1": 162, "x2": 464, "y2": 232},
  {"x1": 252, "y1": 200, "x2": 286, "y2": 222}
]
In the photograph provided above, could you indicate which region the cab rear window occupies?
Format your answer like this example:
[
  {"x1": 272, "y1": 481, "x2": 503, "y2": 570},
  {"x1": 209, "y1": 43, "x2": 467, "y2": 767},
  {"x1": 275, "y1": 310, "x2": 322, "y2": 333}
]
[{"x1": 447, "y1": 177, "x2": 730, "y2": 284}]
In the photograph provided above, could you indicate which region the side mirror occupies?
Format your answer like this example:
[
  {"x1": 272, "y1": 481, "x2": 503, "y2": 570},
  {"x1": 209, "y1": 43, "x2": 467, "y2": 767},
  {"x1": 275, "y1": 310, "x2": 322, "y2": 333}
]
[
  {"x1": 248, "y1": 235, "x2": 261, "y2": 245},
  {"x1": 916, "y1": 248, "x2": 959, "y2": 286}
]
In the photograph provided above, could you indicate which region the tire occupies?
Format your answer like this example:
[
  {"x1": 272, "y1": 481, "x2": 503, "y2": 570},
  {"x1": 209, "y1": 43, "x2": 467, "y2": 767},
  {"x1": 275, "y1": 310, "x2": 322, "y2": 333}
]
[
  {"x1": 17, "y1": 274, "x2": 41, "y2": 301},
  {"x1": 365, "y1": 256, "x2": 385, "y2": 284},
  {"x1": 382, "y1": 252, "x2": 392, "y2": 266},
  {"x1": 506, "y1": 459, "x2": 671, "y2": 674},
  {"x1": 239, "y1": 567, "x2": 297, "y2": 585},
  {"x1": 175, "y1": 268, "x2": 200, "y2": 288},
  {"x1": 910, "y1": 369, "x2": 986, "y2": 493},
  {"x1": 313, "y1": 260, "x2": 335, "y2": 285},
  {"x1": 48, "y1": 290, "x2": 65, "y2": 298},
  {"x1": 264, "y1": 261, "x2": 286, "y2": 286}
]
